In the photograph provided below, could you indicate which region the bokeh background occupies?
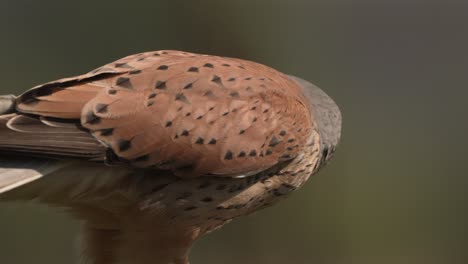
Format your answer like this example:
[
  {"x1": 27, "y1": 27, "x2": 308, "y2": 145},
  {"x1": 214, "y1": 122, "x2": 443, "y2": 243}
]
[{"x1": 0, "y1": 0, "x2": 467, "y2": 263}]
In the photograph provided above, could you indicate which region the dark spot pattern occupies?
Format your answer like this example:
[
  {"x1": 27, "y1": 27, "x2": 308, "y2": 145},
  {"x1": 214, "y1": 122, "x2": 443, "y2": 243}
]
[
  {"x1": 85, "y1": 111, "x2": 100, "y2": 124},
  {"x1": 280, "y1": 130, "x2": 287, "y2": 136},
  {"x1": 184, "y1": 83, "x2": 193, "y2": 89},
  {"x1": 95, "y1": 103, "x2": 108, "y2": 114},
  {"x1": 238, "y1": 151, "x2": 246, "y2": 157},
  {"x1": 115, "y1": 63, "x2": 133, "y2": 69},
  {"x1": 204, "y1": 90, "x2": 215, "y2": 97},
  {"x1": 116, "y1": 77, "x2": 132, "y2": 89},
  {"x1": 208, "y1": 138, "x2": 217, "y2": 145},
  {"x1": 211, "y1": 75, "x2": 222, "y2": 85},
  {"x1": 165, "y1": 121, "x2": 172, "y2": 127},
  {"x1": 108, "y1": 89, "x2": 117, "y2": 95},
  {"x1": 157, "y1": 65, "x2": 169, "y2": 70},
  {"x1": 269, "y1": 136, "x2": 281, "y2": 147},
  {"x1": 188, "y1": 67, "x2": 199, "y2": 72},
  {"x1": 181, "y1": 130, "x2": 189, "y2": 136},
  {"x1": 229, "y1": 91, "x2": 240, "y2": 98},
  {"x1": 155, "y1": 81, "x2": 166, "y2": 89},
  {"x1": 224, "y1": 151, "x2": 234, "y2": 160},
  {"x1": 148, "y1": 93, "x2": 157, "y2": 99},
  {"x1": 175, "y1": 93, "x2": 189, "y2": 103},
  {"x1": 129, "y1": 70, "x2": 142, "y2": 75},
  {"x1": 203, "y1": 63, "x2": 214, "y2": 68},
  {"x1": 118, "y1": 139, "x2": 132, "y2": 152},
  {"x1": 195, "y1": 137, "x2": 204, "y2": 144},
  {"x1": 249, "y1": 150, "x2": 257, "y2": 157}
]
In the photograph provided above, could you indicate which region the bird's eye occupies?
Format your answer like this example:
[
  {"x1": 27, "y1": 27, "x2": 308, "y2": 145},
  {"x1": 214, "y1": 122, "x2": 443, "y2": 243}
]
[{"x1": 322, "y1": 147, "x2": 329, "y2": 159}]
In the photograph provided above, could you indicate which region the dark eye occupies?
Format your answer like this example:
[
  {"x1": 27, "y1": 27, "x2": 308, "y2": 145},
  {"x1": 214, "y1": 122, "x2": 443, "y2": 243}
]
[
  {"x1": 319, "y1": 146, "x2": 330, "y2": 166},
  {"x1": 322, "y1": 147, "x2": 329, "y2": 160}
]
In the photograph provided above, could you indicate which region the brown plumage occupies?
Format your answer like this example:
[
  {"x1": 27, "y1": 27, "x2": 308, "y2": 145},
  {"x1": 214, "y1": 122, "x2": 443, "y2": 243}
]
[{"x1": 0, "y1": 50, "x2": 342, "y2": 264}]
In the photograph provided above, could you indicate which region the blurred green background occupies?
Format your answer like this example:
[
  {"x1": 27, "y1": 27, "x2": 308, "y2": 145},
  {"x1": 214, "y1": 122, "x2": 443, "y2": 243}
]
[{"x1": 0, "y1": 0, "x2": 467, "y2": 263}]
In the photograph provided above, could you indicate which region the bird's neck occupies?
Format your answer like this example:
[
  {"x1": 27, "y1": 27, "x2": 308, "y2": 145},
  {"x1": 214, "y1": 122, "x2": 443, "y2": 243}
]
[{"x1": 80, "y1": 223, "x2": 199, "y2": 264}]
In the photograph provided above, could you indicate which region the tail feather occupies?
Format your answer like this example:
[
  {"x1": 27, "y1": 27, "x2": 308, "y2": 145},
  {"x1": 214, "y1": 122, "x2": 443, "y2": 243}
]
[
  {"x1": 0, "y1": 94, "x2": 110, "y2": 199},
  {"x1": 0, "y1": 114, "x2": 106, "y2": 160},
  {"x1": 0, "y1": 95, "x2": 15, "y2": 114},
  {"x1": 0, "y1": 156, "x2": 66, "y2": 194}
]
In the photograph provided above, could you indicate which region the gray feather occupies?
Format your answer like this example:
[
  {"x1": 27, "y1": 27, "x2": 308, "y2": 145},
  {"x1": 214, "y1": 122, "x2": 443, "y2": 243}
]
[{"x1": 288, "y1": 75, "x2": 342, "y2": 149}]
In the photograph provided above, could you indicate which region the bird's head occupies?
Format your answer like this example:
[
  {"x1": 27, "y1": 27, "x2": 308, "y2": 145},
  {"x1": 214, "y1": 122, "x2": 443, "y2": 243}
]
[{"x1": 288, "y1": 75, "x2": 342, "y2": 167}]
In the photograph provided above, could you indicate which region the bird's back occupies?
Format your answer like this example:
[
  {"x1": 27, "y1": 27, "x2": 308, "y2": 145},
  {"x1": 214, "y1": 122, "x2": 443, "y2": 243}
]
[{"x1": 0, "y1": 50, "x2": 341, "y2": 264}]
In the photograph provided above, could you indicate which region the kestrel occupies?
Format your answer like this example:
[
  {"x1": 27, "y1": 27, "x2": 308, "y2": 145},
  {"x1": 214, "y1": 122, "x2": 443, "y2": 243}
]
[{"x1": 0, "y1": 50, "x2": 341, "y2": 264}]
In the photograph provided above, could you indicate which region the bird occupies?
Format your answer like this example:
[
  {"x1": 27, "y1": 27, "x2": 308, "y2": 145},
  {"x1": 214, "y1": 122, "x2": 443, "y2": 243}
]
[{"x1": 0, "y1": 50, "x2": 341, "y2": 264}]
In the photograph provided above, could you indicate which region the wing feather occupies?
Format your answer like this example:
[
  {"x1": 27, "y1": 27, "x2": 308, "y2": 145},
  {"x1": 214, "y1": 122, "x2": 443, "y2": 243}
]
[
  {"x1": 8, "y1": 50, "x2": 314, "y2": 178},
  {"x1": 0, "y1": 114, "x2": 106, "y2": 159}
]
